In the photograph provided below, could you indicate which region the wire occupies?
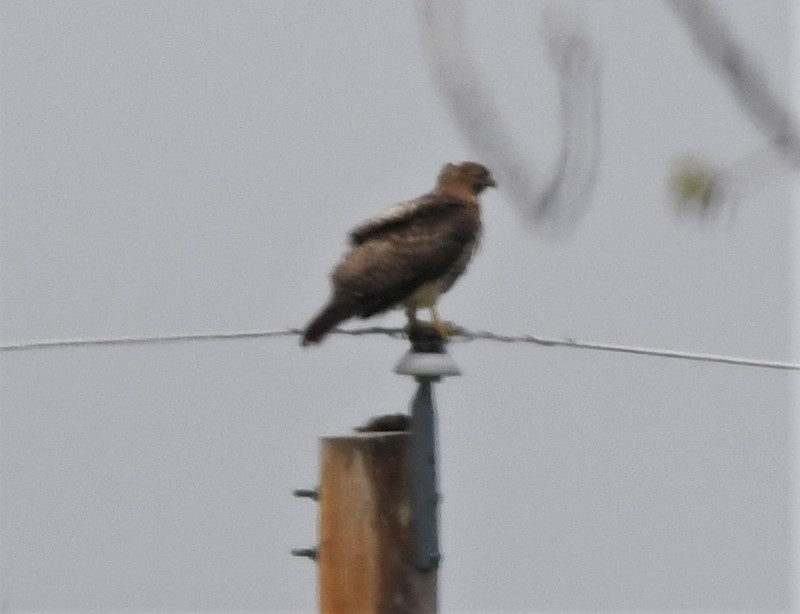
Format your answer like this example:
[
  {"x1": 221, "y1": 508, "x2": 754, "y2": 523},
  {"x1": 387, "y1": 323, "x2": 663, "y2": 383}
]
[
  {"x1": 455, "y1": 329, "x2": 800, "y2": 371},
  {"x1": 0, "y1": 329, "x2": 301, "y2": 351},
  {"x1": 1, "y1": 326, "x2": 797, "y2": 372}
]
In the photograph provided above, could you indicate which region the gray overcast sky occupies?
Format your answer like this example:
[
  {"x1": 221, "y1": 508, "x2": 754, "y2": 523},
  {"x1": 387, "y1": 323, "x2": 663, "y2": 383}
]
[{"x1": 1, "y1": 1, "x2": 795, "y2": 611}]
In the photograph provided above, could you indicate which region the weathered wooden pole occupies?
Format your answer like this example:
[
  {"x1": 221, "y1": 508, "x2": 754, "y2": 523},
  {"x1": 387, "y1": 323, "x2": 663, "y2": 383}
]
[
  {"x1": 318, "y1": 431, "x2": 432, "y2": 613},
  {"x1": 294, "y1": 329, "x2": 459, "y2": 614}
]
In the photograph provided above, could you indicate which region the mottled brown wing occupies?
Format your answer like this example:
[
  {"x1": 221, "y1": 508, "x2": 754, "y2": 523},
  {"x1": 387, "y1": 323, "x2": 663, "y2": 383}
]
[
  {"x1": 332, "y1": 199, "x2": 479, "y2": 318},
  {"x1": 348, "y1": 193, "x2": 439, "y2": 246}
]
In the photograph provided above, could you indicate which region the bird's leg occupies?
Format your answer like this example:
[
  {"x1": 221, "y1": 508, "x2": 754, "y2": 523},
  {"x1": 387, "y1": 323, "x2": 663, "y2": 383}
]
[
  {"x1": 404, "y1": 306, "x2": 421, "y2": 335},
  {"x1": 430, "y1": 306, "x2": 457, "y2": 340}
]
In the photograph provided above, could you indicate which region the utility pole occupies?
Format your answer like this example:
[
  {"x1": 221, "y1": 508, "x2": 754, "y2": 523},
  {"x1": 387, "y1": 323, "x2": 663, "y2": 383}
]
[{"x1": 293, "y1": 329, "x2": 459, "y2": 614}]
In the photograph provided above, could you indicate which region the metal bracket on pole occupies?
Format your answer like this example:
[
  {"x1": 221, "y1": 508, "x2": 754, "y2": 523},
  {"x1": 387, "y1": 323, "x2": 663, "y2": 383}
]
[
  {"x1": 290, "y1": 486, "x2": 319, "y2": 563},
  {"x1": 395, "y1": 327, "x2": 461, "y2": 572}
]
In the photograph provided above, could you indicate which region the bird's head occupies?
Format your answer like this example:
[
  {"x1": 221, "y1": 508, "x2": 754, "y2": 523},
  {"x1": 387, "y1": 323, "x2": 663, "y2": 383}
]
[{"x1": 437, "y1": 161, "x2": 497, "y2": 196}]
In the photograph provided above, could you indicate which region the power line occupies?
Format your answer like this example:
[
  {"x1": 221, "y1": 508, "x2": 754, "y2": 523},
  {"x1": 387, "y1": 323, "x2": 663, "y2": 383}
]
[
  {"x1": 456, "y1": 329, "x2": 800, "y2": 371},
  {"x1": 0, "y1": 329, "x2": 298, "y2": 351},
  {"x1": 0, "y1": 326, "x2": 798, "y2": 372}
]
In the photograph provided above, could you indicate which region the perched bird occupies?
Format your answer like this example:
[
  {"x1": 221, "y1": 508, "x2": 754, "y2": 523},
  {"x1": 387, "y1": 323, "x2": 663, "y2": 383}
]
[{"x1": 301, "y1": 161, "x2": 496, "y2": 346}]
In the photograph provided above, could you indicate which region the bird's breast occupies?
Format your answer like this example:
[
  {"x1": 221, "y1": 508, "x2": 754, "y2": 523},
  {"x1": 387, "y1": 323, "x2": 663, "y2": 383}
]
[{"x1": 402, "y1": 279, "x2": 446, "y2": 309}]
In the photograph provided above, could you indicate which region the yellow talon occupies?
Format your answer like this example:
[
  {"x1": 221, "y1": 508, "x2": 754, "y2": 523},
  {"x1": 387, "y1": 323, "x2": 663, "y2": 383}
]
[
  {"x1": 430, "y1": 307, "x2": 457, "y2": 340},
  {"x1": 431, "y1": 320, "x2": 457, "y2": 339}
]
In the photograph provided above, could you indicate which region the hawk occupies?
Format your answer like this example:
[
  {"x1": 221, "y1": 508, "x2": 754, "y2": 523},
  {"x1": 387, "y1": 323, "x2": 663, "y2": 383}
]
[{"x1": 301, "y1": 161, "x2": 496, "y2": 346}]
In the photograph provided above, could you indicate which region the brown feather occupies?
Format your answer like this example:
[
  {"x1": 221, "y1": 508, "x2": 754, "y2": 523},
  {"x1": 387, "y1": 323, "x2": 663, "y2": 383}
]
[
  {"x1": 300, "y1": 295, "x2": 357, "y2": 346},
  {"x1": 333, "y1": 200, "x2": 480, "y2": 318},
  {"x1": 348, "y1": 195, "x2": 438, "y2": 246}
]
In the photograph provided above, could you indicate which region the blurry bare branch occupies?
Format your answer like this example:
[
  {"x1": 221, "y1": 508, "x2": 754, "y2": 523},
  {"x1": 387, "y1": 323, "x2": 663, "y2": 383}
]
[
  {"x1": 415, "y1": 1, "x2": 602, "y2": 233},
  {"x1": 666, "y1": 0, "x2": 800, "y2": 164},
  {"x1": 666, "y1": 0, "x2": 798, "y2": 215}
]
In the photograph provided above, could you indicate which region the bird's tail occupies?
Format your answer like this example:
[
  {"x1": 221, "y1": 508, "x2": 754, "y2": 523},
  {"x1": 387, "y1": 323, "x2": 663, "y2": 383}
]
[{"x1": 301, "y1": 297, "x2": 356, "y2": 346}]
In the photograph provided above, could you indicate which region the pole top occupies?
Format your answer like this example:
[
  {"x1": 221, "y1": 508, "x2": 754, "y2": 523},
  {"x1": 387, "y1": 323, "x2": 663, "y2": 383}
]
[{"x1": 394, "y1": 326, "x2": 461, "y2": 379}]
